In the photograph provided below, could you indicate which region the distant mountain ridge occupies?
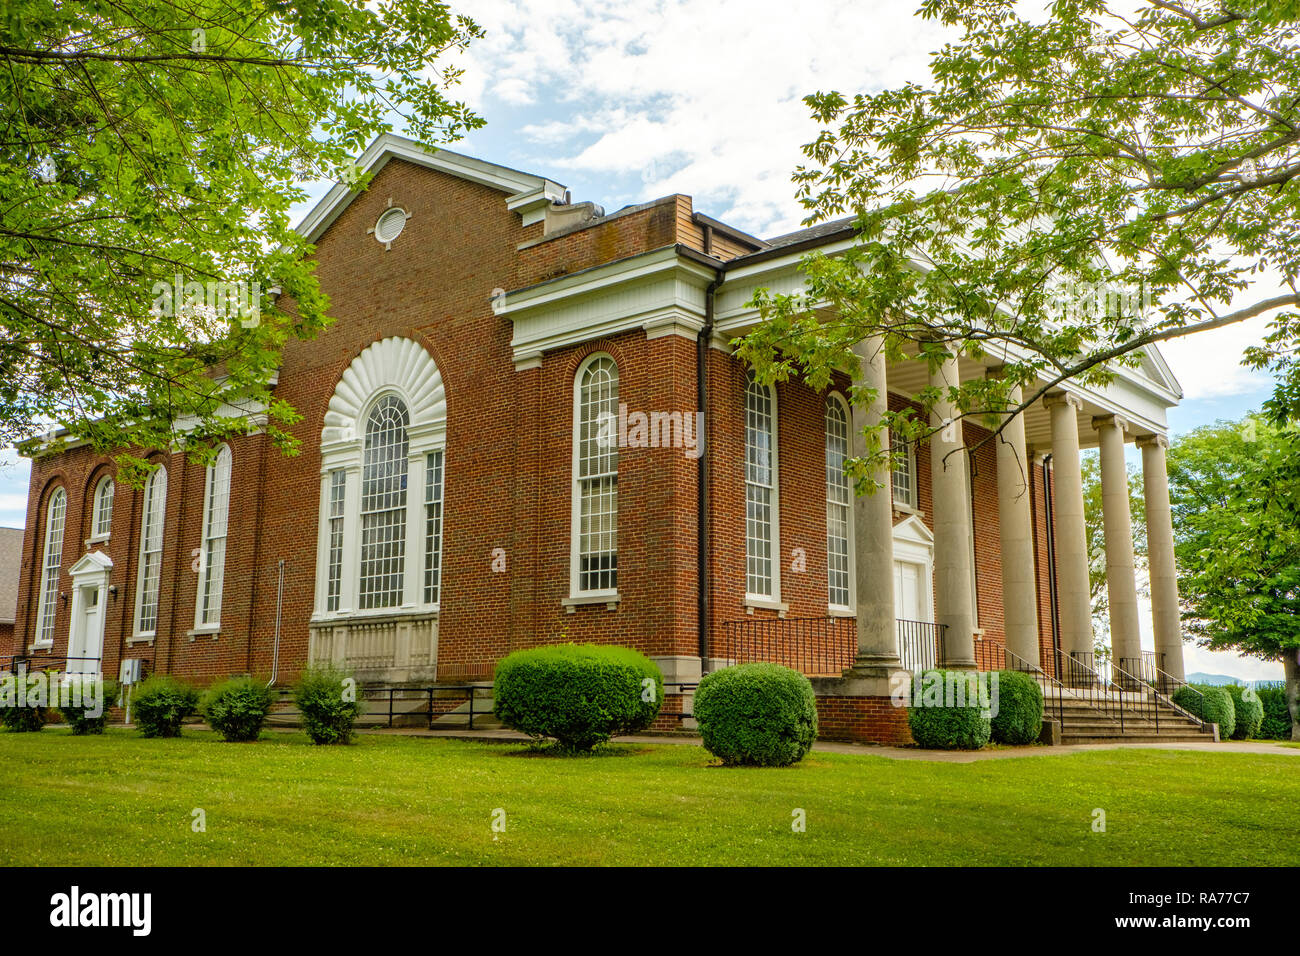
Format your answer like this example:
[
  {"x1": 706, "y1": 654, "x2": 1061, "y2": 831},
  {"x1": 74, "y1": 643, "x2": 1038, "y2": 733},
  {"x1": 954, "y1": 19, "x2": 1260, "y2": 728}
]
[{"x1": 1186, "y1": 671, "x2": 1283, "y2": 689}]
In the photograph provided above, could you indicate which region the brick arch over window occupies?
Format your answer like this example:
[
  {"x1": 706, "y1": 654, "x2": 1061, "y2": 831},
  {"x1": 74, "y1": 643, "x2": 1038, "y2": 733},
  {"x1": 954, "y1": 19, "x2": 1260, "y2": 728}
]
[{"x1": 314, "y1": 336, "x2": 448, "y2": 619}]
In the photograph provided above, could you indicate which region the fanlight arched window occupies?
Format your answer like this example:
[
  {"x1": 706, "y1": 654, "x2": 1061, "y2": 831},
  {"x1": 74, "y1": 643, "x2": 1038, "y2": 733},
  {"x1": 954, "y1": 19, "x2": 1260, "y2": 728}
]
[
  {"x1": 314, "y1": 337, "x2": 447, "y2": 620},
  {"x1": 91, "y1": 476, "x2": 114, "y2": 540},
  {"x1": 359, "y1": 395, "x2": 410, "y2": 609},
  {"x1": 196, "y1": 445, "x2": 231, "y2": 627},
  {"x1": 825, "y1": 395, "x2": 852, "y2": 610},
  {"x1": 34, "y1": 487, "x2": 66, "y2": 646},
  {"x1": 134, "y1": 467, "x2": 167, "y2": 636},
  {"x1": 744, "y1": 373, "x2": 778, "y2": 599},
  {"x1": 571, "y1": 355, "x2": 619, "y2": 596}
]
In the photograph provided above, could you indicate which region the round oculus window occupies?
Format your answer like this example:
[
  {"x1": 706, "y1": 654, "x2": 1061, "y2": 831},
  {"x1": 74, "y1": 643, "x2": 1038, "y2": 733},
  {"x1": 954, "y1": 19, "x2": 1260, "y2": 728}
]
[{"x1": 374, "y1": 206, "x2": 409, "y2": 245}]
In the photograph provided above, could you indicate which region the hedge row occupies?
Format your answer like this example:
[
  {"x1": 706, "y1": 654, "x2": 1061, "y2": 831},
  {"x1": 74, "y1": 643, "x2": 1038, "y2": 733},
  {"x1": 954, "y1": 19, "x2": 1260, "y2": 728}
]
[{"x1": 0, "y1": 668, "x2": 361, "y2": 745}]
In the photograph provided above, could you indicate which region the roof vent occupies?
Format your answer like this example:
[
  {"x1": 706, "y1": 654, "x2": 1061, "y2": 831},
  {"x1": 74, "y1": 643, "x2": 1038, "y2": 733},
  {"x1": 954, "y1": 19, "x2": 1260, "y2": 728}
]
[{"x1": 370, "y1": 203, "x2": 412, "y2": 249}]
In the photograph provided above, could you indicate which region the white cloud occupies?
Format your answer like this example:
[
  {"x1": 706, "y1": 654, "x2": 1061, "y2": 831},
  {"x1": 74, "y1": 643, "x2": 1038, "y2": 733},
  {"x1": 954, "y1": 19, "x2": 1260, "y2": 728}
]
[{"x1": 452, "y1": 0, "x2": 956, "y2": 234}]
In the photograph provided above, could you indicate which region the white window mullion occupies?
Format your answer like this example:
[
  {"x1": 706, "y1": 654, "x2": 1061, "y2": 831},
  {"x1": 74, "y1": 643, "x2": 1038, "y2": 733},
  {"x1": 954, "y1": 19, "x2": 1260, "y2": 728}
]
[
  {"x1": 134, "y1": 468, "x2": 167, "y2": 637},
  {"x1": 825, "y1": 396, "x2": 852, "y2": 610},
  {"x1": 571, "y1": 355, "x2": 619, "y2": 596},
  {"x1": 35, "y1": 489, "x2": 66, "y2": 647},
  {"x1": 339, "y1": 465, "x2": 362, "y2": 614},
  {"x1": 745, "y1": 375, "x2": 779, "y2": 600},
  {"x1": 195, "y1": 445, "x2": 230, "y2": 628}
]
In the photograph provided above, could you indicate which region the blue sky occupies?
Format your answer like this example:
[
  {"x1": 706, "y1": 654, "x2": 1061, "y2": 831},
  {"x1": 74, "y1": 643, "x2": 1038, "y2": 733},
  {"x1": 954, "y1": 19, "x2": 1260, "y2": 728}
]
[{"x1": 2, "y1": 0, "x2": 1284, "y2": 680}]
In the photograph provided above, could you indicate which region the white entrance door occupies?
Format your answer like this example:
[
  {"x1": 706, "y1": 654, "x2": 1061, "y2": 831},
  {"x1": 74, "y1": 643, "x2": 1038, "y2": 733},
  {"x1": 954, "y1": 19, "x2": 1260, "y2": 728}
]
[
  {"x1": 66, "y1": 551, "x2": 113, "y2": 675},
  {"x1": 894, "y1": 560, "x2": 926, "y2": 622}
]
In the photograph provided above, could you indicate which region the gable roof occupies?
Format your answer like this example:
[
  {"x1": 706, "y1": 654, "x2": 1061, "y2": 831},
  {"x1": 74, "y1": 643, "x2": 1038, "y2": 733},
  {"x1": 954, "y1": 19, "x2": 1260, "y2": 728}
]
[{"x1": 295, "y1": 133, "x2": 568, "y2": 244}]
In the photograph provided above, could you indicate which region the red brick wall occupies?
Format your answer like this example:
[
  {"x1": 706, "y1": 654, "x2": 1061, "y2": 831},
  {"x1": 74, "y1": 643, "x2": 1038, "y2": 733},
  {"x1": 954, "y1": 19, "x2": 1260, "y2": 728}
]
[{"x1": 815, "y1": 696, "x2": 913, "y2": 745}]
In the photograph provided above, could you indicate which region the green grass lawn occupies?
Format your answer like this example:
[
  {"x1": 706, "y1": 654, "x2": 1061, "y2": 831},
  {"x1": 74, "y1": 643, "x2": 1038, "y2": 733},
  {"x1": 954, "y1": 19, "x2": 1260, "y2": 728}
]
[{"x1": 1, "y1": 728, "x2": 1296, "y2": 866}]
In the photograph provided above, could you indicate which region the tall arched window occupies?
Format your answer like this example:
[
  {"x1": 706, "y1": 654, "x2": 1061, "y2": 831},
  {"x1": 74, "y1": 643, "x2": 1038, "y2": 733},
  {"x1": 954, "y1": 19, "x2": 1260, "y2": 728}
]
[
  {"x1": 196, "y1": 445, "x2": 231, "y2": 627},
  {"x1": 34, "y1": 488, "x2": 66, "y2": 646},
  {"x1": 825, "y1": 395, "x2": 852, "y2": 610},
  {"x1": 91, "y1": 476, "x2": 114, "y2": 540},
  {"x1": 745, "y1": 373, "x2": 778, "y2": 599},
  {"x1": 359, "y1": 395, "x2": 410, "y2": 609},
  {"x1": 571, "y1": 355, "x2": 619, "y2": 596},
  {"x1": 314, "y1": 337, "x2": 447, "y2": 621},
  {"x1": 134, "y1": 466, "x2": 167, "y2": 636}
]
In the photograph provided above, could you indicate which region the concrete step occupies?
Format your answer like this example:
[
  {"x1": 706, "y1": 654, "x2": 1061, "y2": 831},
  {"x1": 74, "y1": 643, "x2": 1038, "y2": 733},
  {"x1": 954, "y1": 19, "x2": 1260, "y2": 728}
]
[{"x1": 1063, "y1": 733, "x2": 1216, "y2": 744}]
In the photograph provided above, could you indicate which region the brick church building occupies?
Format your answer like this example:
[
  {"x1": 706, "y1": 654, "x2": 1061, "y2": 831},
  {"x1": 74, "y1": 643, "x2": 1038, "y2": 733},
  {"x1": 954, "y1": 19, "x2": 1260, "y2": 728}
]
[{"x1": 7, "y1": 134, "x2": 1192, "y2": 743}]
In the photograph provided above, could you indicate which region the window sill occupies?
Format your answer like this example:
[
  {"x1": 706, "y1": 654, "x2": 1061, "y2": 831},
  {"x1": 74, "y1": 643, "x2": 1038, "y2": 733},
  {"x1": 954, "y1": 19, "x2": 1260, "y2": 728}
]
[
  {"x1": 26, "y1": 642, "x2": 53, "y2": 653},
  {"x1": 309, "y1": 607, "x2": 440, "y2": 627},
  {"x1": 828, "y1": 606, "x2": 856, "y2": 618},
  {"x1": 127, "y1": 635, "x2": 156, "y2": 646},
  {"x1": 744, "y1": 596, "x2": 789, "y2": 617},
  {"x1": 187, "y1": 626, "x2": 220, "y2": 641},
  {"x1": 562, "y1": 593, "x2": 620, "y2": 613},
  {"x1": 85, "y1": 534, "x2": 110, "y2": 547}
]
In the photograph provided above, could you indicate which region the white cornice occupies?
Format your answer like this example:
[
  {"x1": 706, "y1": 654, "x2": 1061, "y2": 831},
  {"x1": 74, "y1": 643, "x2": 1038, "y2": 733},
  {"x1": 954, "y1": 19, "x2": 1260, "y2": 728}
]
[{"x1": 498, "y1": 246, "x2": 719, "y2": 363}]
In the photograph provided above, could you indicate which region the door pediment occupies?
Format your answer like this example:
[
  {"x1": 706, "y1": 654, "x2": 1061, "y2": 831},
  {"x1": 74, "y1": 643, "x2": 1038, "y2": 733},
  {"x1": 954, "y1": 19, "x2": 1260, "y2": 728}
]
[{"x1": 68, "y1": 550, "x2": 113, "y2": 578}]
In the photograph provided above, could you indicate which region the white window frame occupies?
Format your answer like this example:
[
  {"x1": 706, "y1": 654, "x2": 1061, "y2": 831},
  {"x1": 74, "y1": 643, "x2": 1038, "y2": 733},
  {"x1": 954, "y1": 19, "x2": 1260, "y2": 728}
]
[
  {"x1": 194, "y1": 445, "x2": 231, "y2": 630},
  {"x1": 89, "y1": 476, "x2": 114, "y2": 543},
  {"x1": 744, "y1": 373, "x2": 781, "y2": 603},
  {"x1": 423, "y1": 449, "x2": 446, "y2": 606},
  {"x1": 357, "y1": 394, "x2": 411, "y2": 611},
  {"x1": 313, "y1": 337, "x2": 447, "y2": 623},
  {"x1": 892, "y1": 441, "x2": 918, "y2": 511},
  {"x1": 325, "y1": 469, "x2": 346, "y2": 613},
  {"x1": 569, "y1": 353, "x2": 620, "y2": 599},
  {"x1": 34, "y1": 487, "x2": 66, "y2": 648},
  {"x1": 825, "y1": 393, "x2": 853, "y2": 612},
  {"x1": 133, "y1": 466, "x2": 167, "y2": 638}
]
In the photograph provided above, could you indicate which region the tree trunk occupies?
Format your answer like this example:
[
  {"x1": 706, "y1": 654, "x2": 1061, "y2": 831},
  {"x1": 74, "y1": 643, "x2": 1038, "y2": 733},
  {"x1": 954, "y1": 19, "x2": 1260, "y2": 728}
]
[{"x1": 1286, "y1": 652, "x2": 1300, "y2": 742}]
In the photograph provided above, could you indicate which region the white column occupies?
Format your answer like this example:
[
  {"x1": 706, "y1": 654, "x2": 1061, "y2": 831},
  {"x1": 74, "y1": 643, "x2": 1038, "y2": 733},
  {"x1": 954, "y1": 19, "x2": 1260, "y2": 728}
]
[
  {"x1": 993, "y1": 381, "x2": 1040, "y2": 667},
  {"x1": 930, "y1": 356, "x2": 976, "y2": 668},
  {"x1": 850, "y1": 337, "x2": 901, "y2": 671},
  {"x1": 1045, "y1": 392, "x2": 1093, "y2": 660},
  {"x1": 1136, "y1": 434, "x2": 1185, "y2": 681},
  {"x1": 1094, "y1": 415, "x2": 1142, "y2": 681}
]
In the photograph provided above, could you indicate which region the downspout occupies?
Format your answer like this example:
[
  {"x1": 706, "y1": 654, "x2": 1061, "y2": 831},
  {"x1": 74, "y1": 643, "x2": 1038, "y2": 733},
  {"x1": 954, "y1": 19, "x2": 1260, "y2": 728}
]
[
  {"x1": 1042, "y1": 454, "x2": 1062, "y2": 665},
  {"x1": 697, "y1": 268, "x2": 724, "y2": 667}
]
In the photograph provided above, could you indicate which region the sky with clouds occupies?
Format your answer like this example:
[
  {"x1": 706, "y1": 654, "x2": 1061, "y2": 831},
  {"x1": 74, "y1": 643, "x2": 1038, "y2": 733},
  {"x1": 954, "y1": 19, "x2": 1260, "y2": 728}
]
[{"x1": 0, "y1": 0, "x2": 1285, "y2": 680}]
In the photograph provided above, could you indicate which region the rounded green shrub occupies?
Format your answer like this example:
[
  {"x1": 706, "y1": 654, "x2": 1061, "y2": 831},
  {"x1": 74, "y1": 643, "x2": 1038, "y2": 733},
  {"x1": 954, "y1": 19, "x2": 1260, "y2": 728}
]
[
  {"x1": 1223, "y1": 684, "x2": 1264, "y2": 740},
  {"x1": 1257, "y1": 685, "x2": 1293, "y2": 740},
  {"x1": 907, "y1": 669, "x2": 992, "y2": 750},
  {"x1": 990, "y1": 670, "x2": 1043, "y2": 745},
  {"x1": 59, "y1": 677, "x2": 119, "y2": 735},
  {"x1": 293, "y1": 666, "x2": 363, "y2": 745},
  {"x1": 201, "y1": 676, "x2": 274, "y2": 742},
  {"x1": 493, "y1": 643, "x2": 663, "y2": 751},
  {"x1": 131, "y1": 675, "x2": 200, "y2": 737},
  {"x1": 693, "y1": 663, "x2": 818, "y2": 767},
  {"x1": 1172, "y1": 683, "x2": 1235, "y2": 738},
  {"x1": 1, "y1": 672, "x2": 48, "y2": 732}
]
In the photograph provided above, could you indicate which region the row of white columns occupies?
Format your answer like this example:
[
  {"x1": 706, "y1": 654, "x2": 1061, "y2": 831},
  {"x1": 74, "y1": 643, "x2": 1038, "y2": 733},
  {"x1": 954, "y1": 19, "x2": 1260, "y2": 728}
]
[{"x1": 848, "y1": 344, "x2": 1185, "y2": 682}]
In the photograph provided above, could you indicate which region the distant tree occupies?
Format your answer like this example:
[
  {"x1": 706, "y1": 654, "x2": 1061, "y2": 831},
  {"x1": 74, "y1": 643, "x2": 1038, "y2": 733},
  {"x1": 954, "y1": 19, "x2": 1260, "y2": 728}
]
[
  {"x1": 1, "y1": 0, "x2": 483, "y2": 477},
  {"x1": 1080, "y1": 452, "x2": 1147, "y2": 651},
  {"x1": 1167, "y1": 415, "x2": 1300, "y2": 738}
]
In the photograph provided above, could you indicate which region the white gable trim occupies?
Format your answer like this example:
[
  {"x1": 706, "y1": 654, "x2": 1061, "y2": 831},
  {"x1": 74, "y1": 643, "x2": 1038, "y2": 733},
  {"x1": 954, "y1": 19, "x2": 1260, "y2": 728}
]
[{"x1": 296, "y1": 133, "x2": 566, "y2": 244}]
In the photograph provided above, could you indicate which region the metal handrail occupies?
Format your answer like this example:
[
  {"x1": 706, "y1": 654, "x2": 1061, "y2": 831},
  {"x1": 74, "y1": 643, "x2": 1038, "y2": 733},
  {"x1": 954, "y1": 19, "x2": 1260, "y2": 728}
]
[
  {"x1": 973, "y1": 642, "x2": 1065, "y2": 732},
  {"x1": 1147, "y1": 664, "x2": 1210, "y2": 732}
]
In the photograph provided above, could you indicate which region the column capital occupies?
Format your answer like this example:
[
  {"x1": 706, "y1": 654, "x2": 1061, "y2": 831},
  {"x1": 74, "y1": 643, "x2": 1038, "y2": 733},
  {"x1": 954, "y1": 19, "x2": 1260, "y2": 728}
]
[
  {"x1": 1043, "y1": 391, "x2": 1083, "y2": 411},
  {"x1": 1091, "y1": 413, "x2": 1129, "y2": 433},
  {"x1": 1135, "y1": 433, "x2": 1169, "y2": 450}
]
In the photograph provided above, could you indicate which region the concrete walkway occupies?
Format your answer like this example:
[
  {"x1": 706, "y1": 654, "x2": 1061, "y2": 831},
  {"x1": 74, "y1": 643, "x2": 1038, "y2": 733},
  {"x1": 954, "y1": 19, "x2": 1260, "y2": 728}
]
[{"x1": 356, "y1": 726, "x2": 1300, "y2": 763}]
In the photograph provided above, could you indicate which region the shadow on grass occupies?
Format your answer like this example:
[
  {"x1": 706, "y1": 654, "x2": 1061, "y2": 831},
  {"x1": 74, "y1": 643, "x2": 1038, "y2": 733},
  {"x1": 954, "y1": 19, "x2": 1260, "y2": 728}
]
[{"x1": 500, "y1": 740, "x2": 656, "y2": 759}]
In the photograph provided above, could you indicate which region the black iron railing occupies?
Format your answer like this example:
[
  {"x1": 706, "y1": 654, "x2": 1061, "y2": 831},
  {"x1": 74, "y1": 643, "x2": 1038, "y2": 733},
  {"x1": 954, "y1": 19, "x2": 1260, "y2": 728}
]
[
  {"x1": 721, "y1": 616, "x2": 856, "y2": 675},
  {"x1": 897, "y1": 619, "x2": 946, "y2": 674},
  {"x1": 1, "y1": 655, "x2": 103, "y2": 675},
  {"x1": 1145, "y1": 662, "x2": 1210, "y2": 732}
]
